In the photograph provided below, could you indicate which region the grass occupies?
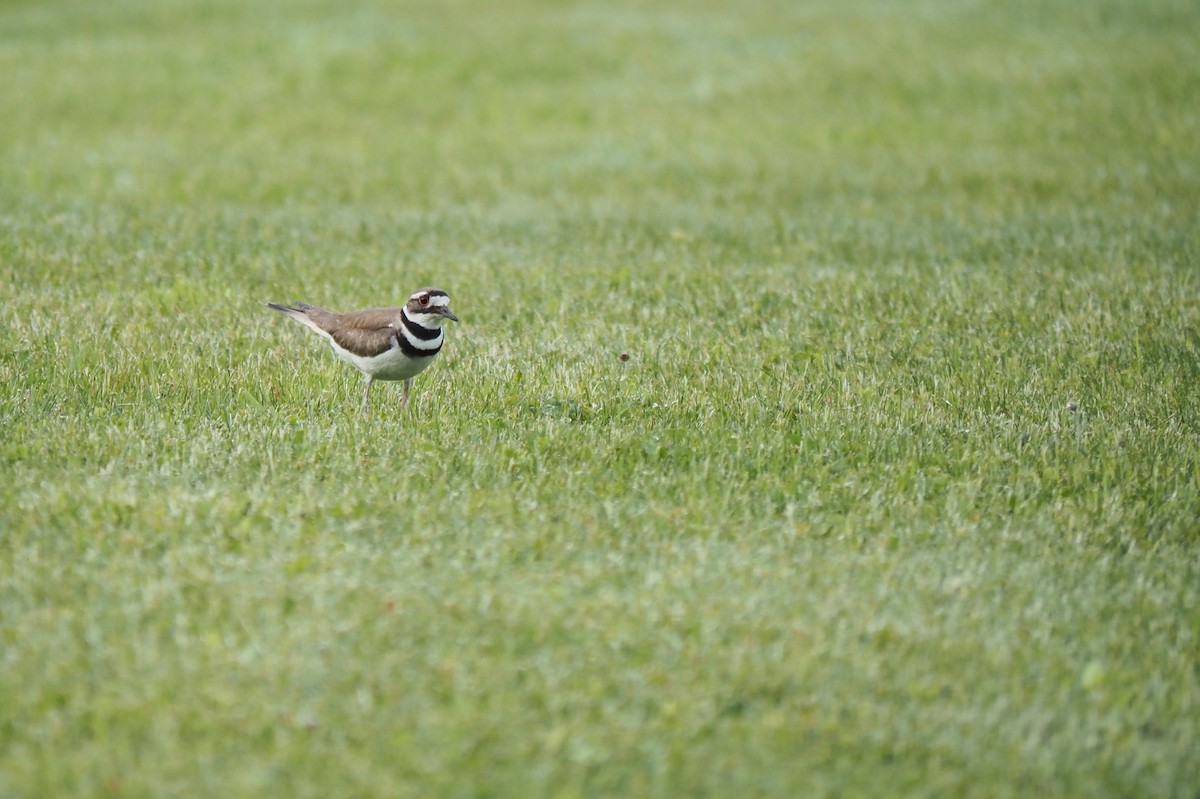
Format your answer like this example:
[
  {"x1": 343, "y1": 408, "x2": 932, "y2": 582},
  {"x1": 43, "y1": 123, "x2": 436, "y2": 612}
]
[{"x1": 2, "y1": 0, "x2": 1199, "y2": 796}]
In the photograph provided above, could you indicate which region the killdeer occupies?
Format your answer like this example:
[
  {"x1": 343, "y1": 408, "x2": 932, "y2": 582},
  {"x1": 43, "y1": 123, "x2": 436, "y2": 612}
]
[{"x1": 267, "y1": 288, "x2": 458, "y2": 414}]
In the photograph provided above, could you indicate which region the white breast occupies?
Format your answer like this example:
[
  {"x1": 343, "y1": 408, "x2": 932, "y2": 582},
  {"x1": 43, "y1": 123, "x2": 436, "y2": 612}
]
[{"x1": 324, "y1": 332, "x2": 441, "y2": 381}]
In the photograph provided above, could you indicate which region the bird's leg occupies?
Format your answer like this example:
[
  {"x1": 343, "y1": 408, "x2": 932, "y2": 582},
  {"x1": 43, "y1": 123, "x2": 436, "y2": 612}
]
[
  {"x1": 400, "y1": 379, "x2": 412, "y2": 410},
  {"x1": 361, "y1": 376, "x2": 374, "y2": 417}
]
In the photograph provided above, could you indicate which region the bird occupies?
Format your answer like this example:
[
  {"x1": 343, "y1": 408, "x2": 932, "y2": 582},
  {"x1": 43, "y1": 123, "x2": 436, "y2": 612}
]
[{"x1": 267, "y1": 287, "x2": 458, "y2": 415}]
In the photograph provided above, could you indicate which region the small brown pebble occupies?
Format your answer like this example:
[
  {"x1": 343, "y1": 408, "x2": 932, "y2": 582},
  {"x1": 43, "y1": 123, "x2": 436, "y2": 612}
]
[{"x1": 619, "y1": 352, "x2": 630, "y2": 362}]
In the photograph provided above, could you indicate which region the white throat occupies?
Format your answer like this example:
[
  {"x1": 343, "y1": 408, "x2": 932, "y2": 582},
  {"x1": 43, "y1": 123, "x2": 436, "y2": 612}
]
[{"x1": 406, "y1": 311, "x2": 447, "y2": 329}]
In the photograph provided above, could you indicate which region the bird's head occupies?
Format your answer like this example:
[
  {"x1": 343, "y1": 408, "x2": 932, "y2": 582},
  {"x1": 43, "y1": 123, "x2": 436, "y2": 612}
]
[{"x1": 406, "y1": 288, "x2": 458, "y2": 326}]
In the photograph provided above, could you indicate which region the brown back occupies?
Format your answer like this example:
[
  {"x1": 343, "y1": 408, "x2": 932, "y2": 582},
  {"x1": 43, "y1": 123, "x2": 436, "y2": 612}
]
[{"x1": 316, "y1": 307, "x2": 404, "y2": 358}]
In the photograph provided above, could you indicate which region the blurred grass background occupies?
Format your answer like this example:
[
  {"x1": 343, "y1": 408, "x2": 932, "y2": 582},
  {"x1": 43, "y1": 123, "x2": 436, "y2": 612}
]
[{"x1": 2, "y1": 0, "x2": 1198, "y2": 797}]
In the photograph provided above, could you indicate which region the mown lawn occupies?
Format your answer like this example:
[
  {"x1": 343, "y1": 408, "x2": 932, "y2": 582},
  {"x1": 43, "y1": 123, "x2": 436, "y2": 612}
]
[{"x1": 2, "y1": 0, "x2": 1198, "y2": 797}]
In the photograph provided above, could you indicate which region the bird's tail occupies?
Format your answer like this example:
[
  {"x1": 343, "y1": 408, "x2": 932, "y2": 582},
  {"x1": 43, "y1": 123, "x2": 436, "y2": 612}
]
[
  {"x1": 267, "y1": 301, "x2": 313, "y2": 315},
  {"x1": 267, "y1": 302, "x2": 332, "y2": 338}
]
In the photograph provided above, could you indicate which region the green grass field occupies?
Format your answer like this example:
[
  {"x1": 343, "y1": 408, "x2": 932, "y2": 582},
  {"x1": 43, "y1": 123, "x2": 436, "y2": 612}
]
[{"x1": 2, "y1": 0, "x2": 1199, "y2": 796}]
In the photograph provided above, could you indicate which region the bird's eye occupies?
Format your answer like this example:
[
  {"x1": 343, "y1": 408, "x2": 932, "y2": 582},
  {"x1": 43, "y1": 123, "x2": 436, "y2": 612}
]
[{"x1": 419, "y1": 294, "x2": 430, "y2": 306}]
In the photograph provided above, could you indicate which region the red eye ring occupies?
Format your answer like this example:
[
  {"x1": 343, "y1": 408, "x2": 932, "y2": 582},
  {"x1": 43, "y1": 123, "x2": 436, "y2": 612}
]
[{"x1": 419, "y1": 294, "x2": 430, "y2": 306}]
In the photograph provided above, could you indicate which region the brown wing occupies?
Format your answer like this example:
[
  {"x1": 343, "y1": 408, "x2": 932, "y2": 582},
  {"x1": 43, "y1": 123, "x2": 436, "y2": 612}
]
[{"x1": 325, "y1": 307, "x2": 404, "y2": 358}]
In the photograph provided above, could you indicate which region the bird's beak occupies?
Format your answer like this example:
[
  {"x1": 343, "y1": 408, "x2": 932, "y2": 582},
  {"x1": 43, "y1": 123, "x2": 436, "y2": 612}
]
[{"x1": 439, "y1": 307, "x2": 459, "y2": 322}]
